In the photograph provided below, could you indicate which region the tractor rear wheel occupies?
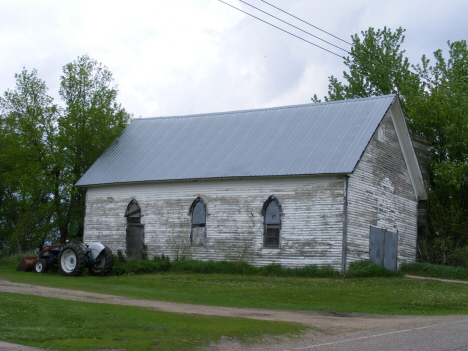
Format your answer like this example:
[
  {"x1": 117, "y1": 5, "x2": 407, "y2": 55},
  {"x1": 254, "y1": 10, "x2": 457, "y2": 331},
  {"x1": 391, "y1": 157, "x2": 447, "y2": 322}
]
[
  {"x1": 89, "y1": 246, "x2": 113, "y2": 276},
  {"x1": 59, "y1": 243, "x2": 86, "y2": 276},
  {"x1": 34, "y1": 259, "x2": 49, "y2": 273}
]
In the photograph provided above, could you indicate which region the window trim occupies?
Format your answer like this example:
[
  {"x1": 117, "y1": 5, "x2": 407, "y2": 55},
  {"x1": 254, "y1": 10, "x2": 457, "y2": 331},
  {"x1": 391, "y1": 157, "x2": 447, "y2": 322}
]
[
  {"x1": 261, "y1": 196, "x2": 282, "y2": 248},
  {"x1": 189, "y1": 197, "x2": 207, "y2": 246}
]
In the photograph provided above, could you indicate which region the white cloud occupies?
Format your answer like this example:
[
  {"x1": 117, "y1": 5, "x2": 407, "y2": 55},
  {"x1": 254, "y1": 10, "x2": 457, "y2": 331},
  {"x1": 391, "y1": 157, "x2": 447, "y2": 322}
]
[{"x1": 0, "y1": 0, "x2": 467, "y2": 118}]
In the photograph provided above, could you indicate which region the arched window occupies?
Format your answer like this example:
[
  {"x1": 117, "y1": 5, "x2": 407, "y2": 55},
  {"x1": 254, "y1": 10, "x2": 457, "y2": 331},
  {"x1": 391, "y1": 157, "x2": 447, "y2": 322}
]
[
  {"x1": 125, "y1": 199, "x2": 141, "y2": 223},
  {"x1": 262, "y1": 196, "x2": 282, "y2": 248},
  {"x1": 189, "y1": 197, "x2": 206, "y2": 246},
  {"x1": 125, "y1": 199, "x2": 144, "y2": 259}
]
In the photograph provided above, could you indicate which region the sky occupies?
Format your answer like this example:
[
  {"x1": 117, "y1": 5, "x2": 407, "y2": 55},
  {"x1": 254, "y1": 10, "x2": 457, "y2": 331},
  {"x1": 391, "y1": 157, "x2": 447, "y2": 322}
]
[{"x1": 1, "y1": 0, "x2": 467, "y2": 118}]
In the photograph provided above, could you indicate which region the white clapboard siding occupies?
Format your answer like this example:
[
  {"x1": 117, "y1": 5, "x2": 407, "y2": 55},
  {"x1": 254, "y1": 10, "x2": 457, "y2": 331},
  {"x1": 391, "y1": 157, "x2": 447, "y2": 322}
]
[
  {"x1": 346, "y1": 111, "x2": 418, "y2": 268},
  {"x1": 84, "y1": 175, "x2": 346, "y2": 269}
]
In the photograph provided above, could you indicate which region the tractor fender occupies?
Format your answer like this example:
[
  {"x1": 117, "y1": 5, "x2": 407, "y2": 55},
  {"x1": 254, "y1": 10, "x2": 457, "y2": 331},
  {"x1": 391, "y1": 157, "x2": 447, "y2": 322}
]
[{"x1": 88, "y1": 242, "x2": 106, "y2": 261}]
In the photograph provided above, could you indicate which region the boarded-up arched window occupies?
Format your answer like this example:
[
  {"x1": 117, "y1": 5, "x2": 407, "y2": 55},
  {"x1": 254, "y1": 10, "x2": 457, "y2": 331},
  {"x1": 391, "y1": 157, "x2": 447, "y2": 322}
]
[
  {"x1": 190, "y1": 197, "x2": 206, "y2": 246},
  {"x1": 262, "y1": 196, "x2": 282, "y2": 248},
  {"x1": 125, "y1": 199, "x2": 141, "y2": 223},
  {"x1": 125, "y1": 199, "x2": 144, "y2": 259}
]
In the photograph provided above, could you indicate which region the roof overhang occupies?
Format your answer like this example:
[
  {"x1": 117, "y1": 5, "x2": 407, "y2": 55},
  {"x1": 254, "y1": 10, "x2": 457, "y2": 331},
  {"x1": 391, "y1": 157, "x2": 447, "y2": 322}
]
[{"x1": 389, "y1": 97, "x2": 428, "y2": 201}]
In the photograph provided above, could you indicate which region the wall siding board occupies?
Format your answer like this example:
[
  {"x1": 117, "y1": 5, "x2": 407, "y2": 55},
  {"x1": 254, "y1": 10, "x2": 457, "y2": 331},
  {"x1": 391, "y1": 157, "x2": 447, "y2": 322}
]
[
  {"x1": 84, "y1": 176, "x2": 346, "y2": 269},
  {"x1": 346, "y1": 111, "x2": 418, "y2": 267}
]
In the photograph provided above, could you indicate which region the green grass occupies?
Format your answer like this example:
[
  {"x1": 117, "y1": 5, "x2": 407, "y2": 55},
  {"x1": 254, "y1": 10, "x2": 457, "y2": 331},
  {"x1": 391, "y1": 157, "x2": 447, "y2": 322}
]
[
  {"x1": 400, "y1": 262, "x2": 468, "y2": 280},
  {"x1": 0, "y1": 292, "x2": 305, "y2": 351},
  {"x1": 1, "y1": 262, "x2": 468, "y2": 315}
]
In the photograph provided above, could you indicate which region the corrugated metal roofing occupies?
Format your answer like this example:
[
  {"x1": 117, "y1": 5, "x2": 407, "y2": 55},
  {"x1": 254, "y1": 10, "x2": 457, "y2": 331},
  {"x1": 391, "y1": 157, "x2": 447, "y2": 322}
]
[{"x1": 76, "y1": 94, "x2": 397, "y2": 186}]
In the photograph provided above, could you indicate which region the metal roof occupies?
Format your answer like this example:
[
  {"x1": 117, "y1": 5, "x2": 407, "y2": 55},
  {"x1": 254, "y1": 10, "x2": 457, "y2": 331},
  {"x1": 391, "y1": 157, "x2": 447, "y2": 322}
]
[{"x1": 76, "y1": 94, "x2": 397, "y2": 186}]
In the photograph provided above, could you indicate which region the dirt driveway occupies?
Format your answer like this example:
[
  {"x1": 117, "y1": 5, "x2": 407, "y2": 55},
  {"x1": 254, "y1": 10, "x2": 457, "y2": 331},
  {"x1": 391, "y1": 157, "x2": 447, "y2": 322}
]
[
  {"x1": 0, "y1": 278, "x2": 431, "y2": 329},
  {"x1": 0, "y1": 279, "x2": 466, "y2": 350}
]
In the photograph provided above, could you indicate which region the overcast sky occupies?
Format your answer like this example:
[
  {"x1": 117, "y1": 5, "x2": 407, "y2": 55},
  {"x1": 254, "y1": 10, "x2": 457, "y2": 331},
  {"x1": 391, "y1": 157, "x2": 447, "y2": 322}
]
[{"x1": 1, "y1": 0, "x2": 467, "y2": 118}]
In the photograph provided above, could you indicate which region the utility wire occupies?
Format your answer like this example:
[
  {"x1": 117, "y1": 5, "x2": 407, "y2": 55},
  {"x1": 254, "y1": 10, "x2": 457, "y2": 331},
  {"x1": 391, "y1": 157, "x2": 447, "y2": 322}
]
[
  {"x1": 256, "y1": 0, "x2": 425, "y2": 81},
  {"x1": 218, "y1": 0, "x2": 343, "y2": 58},
  {"x1": 237, "y1": 0, "x2": 349, "y2": 53},
  {"x1": 260, "y1": 0, "x2": 353, "y2": 46},
  {"x1": 220, "y1": 0, "x2": 425, "y2": 86}
]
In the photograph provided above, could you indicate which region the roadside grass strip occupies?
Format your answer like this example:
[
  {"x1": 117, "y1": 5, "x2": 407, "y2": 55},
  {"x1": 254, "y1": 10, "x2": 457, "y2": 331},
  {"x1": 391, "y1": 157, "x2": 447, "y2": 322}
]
[
  {"x1": 1, "y1": 260, "x2": 468, "y2": 316},
  {"x1": 0, "y1": 292, "x2": 305, "y2": 351},
  {"x1": 400, "y1": 262, "x2": 468, "y2": 281}
]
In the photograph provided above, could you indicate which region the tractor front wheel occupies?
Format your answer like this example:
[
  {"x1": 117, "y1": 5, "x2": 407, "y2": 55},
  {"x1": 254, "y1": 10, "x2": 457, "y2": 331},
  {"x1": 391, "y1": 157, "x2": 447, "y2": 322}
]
[
  {"x1": 60, "y1": 243, "x2": 86, "y2": 276},
  {"x1": 34, "y1": 259, "x2": 49, "y2": 273},
  {"x1": 89, "y1": 246, "x2": 114, "y2": 276}
]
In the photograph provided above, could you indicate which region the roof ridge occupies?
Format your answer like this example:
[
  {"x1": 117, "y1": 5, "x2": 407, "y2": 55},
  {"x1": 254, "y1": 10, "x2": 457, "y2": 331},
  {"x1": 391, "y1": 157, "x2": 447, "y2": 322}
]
[{"x1": 134, "y1": 94, "x2": 397, "y2": 121}]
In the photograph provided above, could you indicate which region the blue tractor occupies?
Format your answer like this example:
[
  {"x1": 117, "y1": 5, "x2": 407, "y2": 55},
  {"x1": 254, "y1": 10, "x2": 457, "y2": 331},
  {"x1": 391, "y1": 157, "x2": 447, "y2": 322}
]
[{"x1": 17, "y1": 242, "x2": 114, "y2": 276}]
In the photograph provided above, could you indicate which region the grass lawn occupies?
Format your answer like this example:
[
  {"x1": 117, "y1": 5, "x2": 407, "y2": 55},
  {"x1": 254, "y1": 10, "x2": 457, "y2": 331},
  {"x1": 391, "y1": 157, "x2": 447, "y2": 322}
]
[
  {"x1": 0, "y1": 292, "x2": 305, "y2": 351},
  {"x1": 1, "y1": 262, "x2": 468, "y2": 315}
]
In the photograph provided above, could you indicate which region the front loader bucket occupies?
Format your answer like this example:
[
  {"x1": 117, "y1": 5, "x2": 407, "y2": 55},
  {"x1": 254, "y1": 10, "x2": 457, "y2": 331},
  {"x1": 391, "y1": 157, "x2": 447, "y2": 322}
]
[{"x1": 16, "y1": 257, "x2": 37, "y2": 271}]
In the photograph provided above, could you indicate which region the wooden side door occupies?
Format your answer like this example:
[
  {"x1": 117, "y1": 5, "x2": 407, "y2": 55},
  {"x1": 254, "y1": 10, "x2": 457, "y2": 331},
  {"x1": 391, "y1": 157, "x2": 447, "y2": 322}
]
[
  {"x1": 126, "y1": 224, "x2": 145, "y2": 260},
  {"x1": 369, "y1": 227, "x2": 398, "y2": 271}
]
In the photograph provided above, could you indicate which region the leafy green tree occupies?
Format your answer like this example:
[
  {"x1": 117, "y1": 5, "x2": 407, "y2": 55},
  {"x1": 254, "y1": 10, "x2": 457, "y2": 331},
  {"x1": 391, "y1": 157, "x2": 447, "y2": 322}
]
[
  {"x1": 57, "y1": 55, "x2": 132, "y2": 243},
  {"x1": 0, "y1": 56, "x2": 131, "y2": 253},
  {"x1": 0, "y1": 116, "x2": 14, "y2": 251},
  {"x1": 312, "y1": 27, "x2": 419, "y2": 105},
  {"x1": 314, "y1": 27, "x2": 468, "y2": 264},
  {"x1": 0, "y1": 69, "x2": 60, "y2": 253},
  {"x1": 408, "y1": 41, "x2": 468, "y2": 261}
]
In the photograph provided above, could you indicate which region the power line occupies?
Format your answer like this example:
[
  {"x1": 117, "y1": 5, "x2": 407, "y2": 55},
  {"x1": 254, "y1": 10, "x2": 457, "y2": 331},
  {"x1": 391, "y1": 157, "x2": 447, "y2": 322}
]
[
  {"x1": 260, "y1": 0, "x2": 353, "y2": 46},
  {"x1": 237, "y1": 0, "x2": 349, "y2": 53},
  {"x1": 256, "y1": 1, "x2": 425, "y2": 81},
  {"x1": 218, "y1": 0, "x2": 343, "y2": 58},
  {"x1": 219, "y1": 0, "x2": 426, "y2": 86}
]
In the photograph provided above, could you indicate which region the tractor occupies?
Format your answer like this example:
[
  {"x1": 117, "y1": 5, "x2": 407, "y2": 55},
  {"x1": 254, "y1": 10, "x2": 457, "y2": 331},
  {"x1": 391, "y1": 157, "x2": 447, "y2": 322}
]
[{"x1": 17, "y1": 242, "x2": 113, "y2": 276}]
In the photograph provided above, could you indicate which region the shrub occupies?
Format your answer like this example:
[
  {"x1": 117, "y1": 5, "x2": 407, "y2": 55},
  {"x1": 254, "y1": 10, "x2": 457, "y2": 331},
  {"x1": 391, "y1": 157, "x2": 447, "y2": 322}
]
[
  {"x1": 166, "y1": 232, "x2": 192, "y2": 260},
  {"x1": 346, "y1": 260, "x2": 402, "y2": 278},
  {"x1": 170, "y1": 260, "x2": 257, "y2": 275},
  {"x1": 141, "y1": 243, "x2": 148, "y2": 260},
  {"x1": 111, "y1": 255, "x2": 171, "y2": 275},
  {"x1": 452, "y1": 246, "x2": 468, "y2": 267},
  {"x1": 222, "y1": 235, "x2": 255, "y2": 265},
  {"x1": 109, "y1": 256, "x2": 341, "y2": 277},
  {"x1": 114, "y1": 250, "x2": 126, "y2": 264}
]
